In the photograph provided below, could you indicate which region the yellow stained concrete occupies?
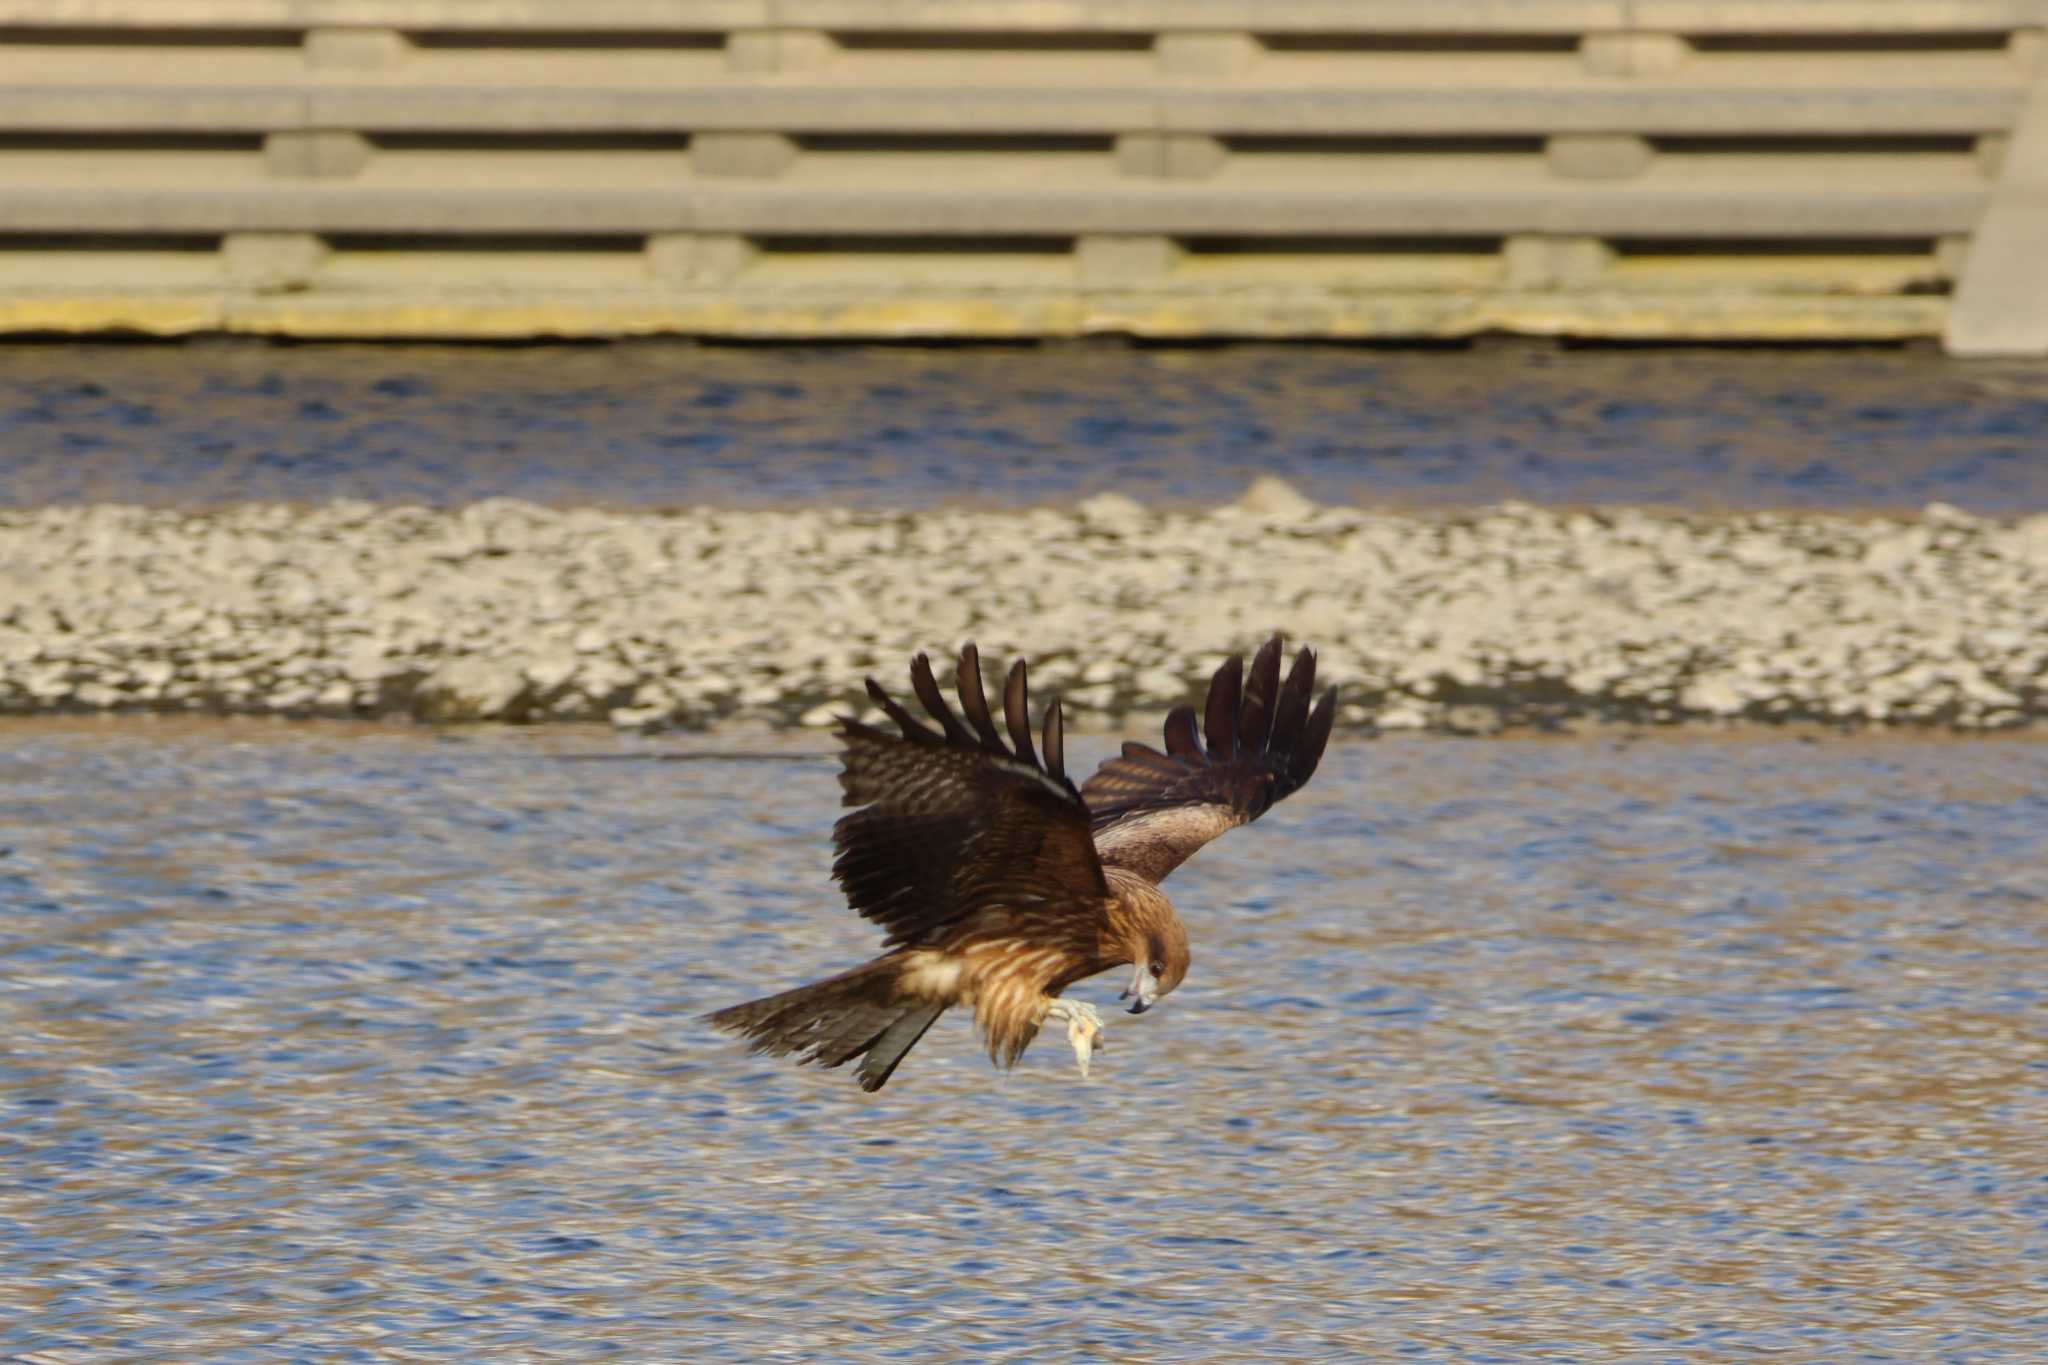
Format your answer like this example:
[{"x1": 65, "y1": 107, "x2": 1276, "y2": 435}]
[{"x1": 0, "y1": 289, "x2": 1948, "y2": 341}]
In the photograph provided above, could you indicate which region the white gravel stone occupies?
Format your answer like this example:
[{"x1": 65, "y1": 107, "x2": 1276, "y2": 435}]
[
  {"x1": 1234, "y1": 475, "x2": 1319, "y2": 521},
  {"x1": 524, "y1": 655, "x2": 580, "y2": 692},
  {"x1": 1076, "y1": 493, "x2": 1147, "y2": 533},
  {"x1": 2, "y1": 495, "x2": 2043, "y2": 731},
  {"x1": 414, "y1": 657, "x2": 527, "y2": 722}
]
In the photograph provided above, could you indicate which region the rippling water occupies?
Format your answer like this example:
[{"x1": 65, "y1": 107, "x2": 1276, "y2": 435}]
[
  {"x1": 3, "y1": 719, "x2": 2044, "y2": 1360},
  {"x1": 4, "y1": 342, "x2": 2047, "y2": 512}
]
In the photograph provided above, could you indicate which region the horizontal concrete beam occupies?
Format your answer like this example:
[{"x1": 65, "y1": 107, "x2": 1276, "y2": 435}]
[
  {"x1": 1628, "y1": 1, "x2": 2048, "y2": 32},
  {"x1": 0, "y1": 286, "x2": 1949, "y2": 343},
  {"x1": 0, "y1": 0, "x2": 2041, "y2": 32},
  {"x1": 0, "y1": 185, "x2": 1986, "y2": 236},
  {"x1": 0, "y1": 85, "x2": 2022, "y2": 136},
  {"x1": 0, "y1": 239, "x2": 1946, "y2": 289}
]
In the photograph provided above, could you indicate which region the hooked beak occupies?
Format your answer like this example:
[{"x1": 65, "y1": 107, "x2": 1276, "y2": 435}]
[{"x1": 1120, "y1": 962, "x2": 1158, "y2": 1015}]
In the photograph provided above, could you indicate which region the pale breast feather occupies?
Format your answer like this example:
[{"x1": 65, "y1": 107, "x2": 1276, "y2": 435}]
[{"x1": 897, "y1": 950, "x2": 967, "y2": 1001}]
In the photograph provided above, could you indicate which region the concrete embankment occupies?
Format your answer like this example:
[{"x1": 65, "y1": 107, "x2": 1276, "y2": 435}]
[{"x1": 3, "y1": 482, "x2": 2043, "y2": 732}]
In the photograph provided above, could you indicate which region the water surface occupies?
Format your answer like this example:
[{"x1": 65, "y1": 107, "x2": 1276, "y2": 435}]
[
  {"x1": 4, "y1": 342, "x2": 2046, "y2": 513},
  {"x1": 3, "y1": 720, "x2": 2044, "y2": 1360}
]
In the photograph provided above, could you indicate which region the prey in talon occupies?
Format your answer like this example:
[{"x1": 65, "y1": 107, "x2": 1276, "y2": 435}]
[
  {"x1": 1044, "y1": 998, "x2": 1106, "y2": 1078},
  {"x1": 707, "y1": 634, "x2": 1337, "y2": 1091}
]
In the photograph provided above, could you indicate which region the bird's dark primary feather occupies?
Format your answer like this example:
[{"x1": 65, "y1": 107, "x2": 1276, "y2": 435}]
[
  {"x1": 909, "y1": 652, "x2": 975, "y2": 746},
  {"x1": 956, "y1": 645, "x2": 1006, "y2": 751},
  {"x1": 1003, "y1": 661, "x2": 1036, "y2": 765},
  {"x1": 1042, "y1": 696, "x2": 1067, "y2": 782},
  {"x1": 1204, "y1": 654, "x2": 1241, "y2": 760},
  {"x1": 1237, "y1": 636, "x2": 1283, "y2": 756},
  {"x1": 836, "y1": 645, "x2": 1105, "y2": 948},
  {"x1": 1081, "y1": 636, "x2": 1338, "y2": 885},
  {"x1": 865, "y1": 677, "x2": 938, "y2": 745}
]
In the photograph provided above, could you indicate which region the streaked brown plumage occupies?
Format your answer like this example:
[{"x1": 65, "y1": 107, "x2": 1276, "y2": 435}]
[{"x1": 705, "y1": 636, "x2": 1337, "y2": 1090}]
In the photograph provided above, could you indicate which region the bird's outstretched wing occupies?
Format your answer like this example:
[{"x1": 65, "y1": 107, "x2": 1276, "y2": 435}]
[
  {"x1": 835, "y1": 645, "x2": 1108, "y2": 949},
  {"x1": 1081, "y1": 636, "x2": 1337, "y2": 885}
]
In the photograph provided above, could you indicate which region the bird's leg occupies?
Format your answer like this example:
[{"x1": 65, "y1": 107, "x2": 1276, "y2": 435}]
[{"x1": 1041, "y1": 997, "x2": 1105, "y2": 1079}]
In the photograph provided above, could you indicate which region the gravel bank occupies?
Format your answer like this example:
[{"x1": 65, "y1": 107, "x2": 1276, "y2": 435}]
[{"x1": 4, "y1": 482, "x2": 2044, "y2": 732}]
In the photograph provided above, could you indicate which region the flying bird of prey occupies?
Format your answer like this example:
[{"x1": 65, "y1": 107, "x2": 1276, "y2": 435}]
[{"x1": 705, "y1": 636, "x2": 1337, "y2": 1091}]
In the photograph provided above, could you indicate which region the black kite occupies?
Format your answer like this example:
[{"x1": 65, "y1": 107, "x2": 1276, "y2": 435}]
[{"x1": 706, "y1": 636, "x2": 1337, "y2": 1090}]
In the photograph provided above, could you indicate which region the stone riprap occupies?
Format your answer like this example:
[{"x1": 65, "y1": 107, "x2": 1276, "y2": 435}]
[{"x1": 2, "y1": 483, "x2": 2044, "y2": 732}]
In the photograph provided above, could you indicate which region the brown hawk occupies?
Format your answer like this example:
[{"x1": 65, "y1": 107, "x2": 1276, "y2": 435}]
[{"x1": 706, "y1": 636, "x2": 1337, "y2": 1090}]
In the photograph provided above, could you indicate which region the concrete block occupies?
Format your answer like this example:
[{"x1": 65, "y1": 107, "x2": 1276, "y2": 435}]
[
  {"x1": 1935, "y1": 235, "x2": 1973, "y2": 281},
  {"x1": 1947, "y1": 68, "x2": 2048, "y2": 356},
  {"x1": 1580, "y1": 32, "x2": 1690, "y2": 77},
  {"x1": 221, "y1": 232, "x2": 327, "y2": 293},
  {"x1": 1976, "y1": 134, "x2": 2010, "y2": 179},
  {"x1": 2012, "y1": 30, "x2": 2044, "y2": 73},
  {"x1": 727, "y1": 28, "x2": 836, "y2": 73},
  {"x1": 1116, "y1": 133, "x2": 1228, "y2": 180},
  {"x1": 692, "y1": 133, "x2": 798, "y2": 178},
  {"x1": 646, "y1": 233, "x2": 754, "y2": 283},
  {"x1": 1547, "y1": 134, "x2": 1654, "y2": 180},
  {"x1": 305, "y1": 27, "x2": 411, "y2": 70},
  {"x1": 1077, "y1": 234, "x2": 1180, "y2": 286},
  {"x1": 1156, "y1": 32, "x2": 1260, "y2": 77},
  {"x1": 1504, "y1": 235, "x2": 1614, "y2": 290},
  {"x1": 264, "y1": 131, "x2": 373, "y2": 179}
]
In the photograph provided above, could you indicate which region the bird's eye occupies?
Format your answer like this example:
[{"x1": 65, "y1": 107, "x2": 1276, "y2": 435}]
[{"x1": 1149, "y1": 960, "x2": 1165, "y2": 977}]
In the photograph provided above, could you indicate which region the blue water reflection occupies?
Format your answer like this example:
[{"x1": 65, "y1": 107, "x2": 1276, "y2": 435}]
[
  {"x1": 3, "y1": 343, "x2": 2045, "y2": 512},
  {"x1": 1, "y1": 722, "x2": 2044, "y2": 1359}
]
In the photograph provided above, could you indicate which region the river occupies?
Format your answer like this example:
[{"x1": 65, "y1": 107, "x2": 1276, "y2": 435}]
[{"x1": 3, "y1": 719, "x2": 2043, "y2": 1360}]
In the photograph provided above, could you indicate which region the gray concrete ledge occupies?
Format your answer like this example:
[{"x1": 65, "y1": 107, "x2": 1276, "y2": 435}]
[{"x1": 3, "y1": 488, "x2": 2043, "y2": 734}]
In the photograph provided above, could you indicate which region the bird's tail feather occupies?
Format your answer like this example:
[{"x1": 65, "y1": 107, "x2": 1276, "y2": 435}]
[{"x1": 704, "y1": 958, "x2": 946, "y2": 1092}]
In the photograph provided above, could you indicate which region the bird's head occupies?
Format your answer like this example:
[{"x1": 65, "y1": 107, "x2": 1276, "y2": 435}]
[{"x1": 1119, "y1": 917, "x2": 1191, "y2": 1015}]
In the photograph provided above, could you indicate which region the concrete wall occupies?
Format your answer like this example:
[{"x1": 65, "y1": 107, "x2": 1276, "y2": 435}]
[{"x1": 0, "y1": 0, "x2": 2043, "y2": 348}]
